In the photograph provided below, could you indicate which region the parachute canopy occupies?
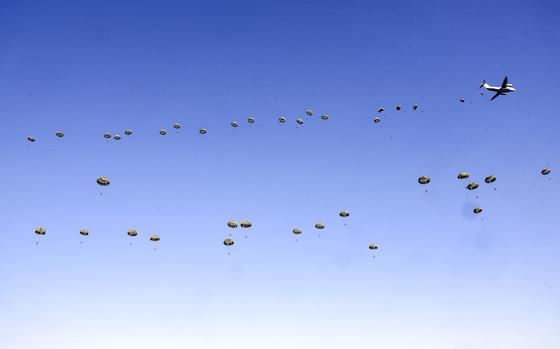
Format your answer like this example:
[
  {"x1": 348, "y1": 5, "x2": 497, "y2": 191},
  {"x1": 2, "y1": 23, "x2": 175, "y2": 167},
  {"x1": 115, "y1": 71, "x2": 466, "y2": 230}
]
[
  {"x1": 485, "y1": 175, "x2": 496, "y2": 184},
  {"x1": 473, "y1": 207, "x2": 483, "y2": 214},
  {"x1": 230, "y1": 121, "x2": 239, "y2": 128},
  {"x1": 150, "y1": 235, "x2": 160, "y2": 242},
  {"x1": 223, "y1": 238, "x2": 235, "y2": 246},
  {"x1": 104, "y1": 133, "x2": 112, "y2": 139},
  {"x1": 457, "y1": 172, "x2": 470, "y2": 180},
  {"x1": 378, "y1": 107, "x2": 384, "y2": 113},
  {"x1": 306, "y1": 109, "x2": 313, "y2": 116},
  {"x1": 466, "y1": 182, "x2": 479, "y2": 190},
  {"x1": 292, "y1": 228, "x2": 302, "y2": 235},
  {"x1": 315, "y1": 223, "x2": 325, "y2": 229},
  {"x1": 227, "y1": 220, "x2": 238, "y2": 228},
  {"x1": 159, "y1": 129, "x2": 167, "y2": 135},
  {"x1": 279, "y1": 116, "x2": 287, "y2": 123},
  {"x1": 79, "y1": 229, "x2": 89, "y2": 236},
  {"x1": 56, "y1": 131, "x2": 64, "y2": 138},
  {"x1": 240, "y1": 220, "x2": 252, "y2": 228},
  {"x1": 321, "y1": 114, "x2": 329, "y2": 120},
  {"x1": 542, "y1": 168, "x2": 551, "y2": 175},
  {"x1": 173, "y1": 123, "x2": 181, "y2": 129},
  {"x1": 199, "y1": 128, "x2": 207, "y2": 134},
  {"x1": 373, "y1": 117, "x2": 381, "y2": 123},
  {"x1": 396, "y1": 104, "x2": 401, "y2": 111},
  {"x1": 247, "y1": 117, "x2": 255, "y2": 124},
  {"x1": 339, "y1": 210, "x2": 350, "y2": 217},
  {"x1": 418, "y1": 176, "x2": 431, "y2": 185},
  {"x1": 114, "y1": 135, "x2": 122, "y2": 140},
  {"x1": 296, "y1": 118, "x2": 304, "y2": 125},
  {"x1": 35, "y1": 227, "x2": 46, "y2": 235},
  {"x1": 368, "y1": 243, "x2": 378, "y2": 250},
  {"x1": 27, "y1": 136, "x2": 36, "y2": 142},
  {"x1": 124, "y1": 130, "x2": 133, "y2": 136},
  {"x1": 459, "y1": 98, "x2": 465, "y2": 103},
  {"x1": 127, "y1": 229, "x2": 138, "y2": 237},
  {"x1": 412, "y1": 104, "x2": 418, "y2": 110},
  {"x1": 96, "y1": 177, "x2": 110, "y2": 186}
]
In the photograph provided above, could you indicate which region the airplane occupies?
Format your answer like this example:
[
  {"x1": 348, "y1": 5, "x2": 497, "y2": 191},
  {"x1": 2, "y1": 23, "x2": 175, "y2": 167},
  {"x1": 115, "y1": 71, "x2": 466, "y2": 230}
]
[{"x1": 479, "y1": 76, "x2": 516, "y2": 100}]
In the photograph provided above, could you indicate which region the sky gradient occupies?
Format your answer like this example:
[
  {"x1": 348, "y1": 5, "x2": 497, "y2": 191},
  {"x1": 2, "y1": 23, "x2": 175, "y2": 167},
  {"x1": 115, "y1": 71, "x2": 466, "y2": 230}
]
[{"x1": 1, "y1": 1, "x2": 559, "y2": 348}]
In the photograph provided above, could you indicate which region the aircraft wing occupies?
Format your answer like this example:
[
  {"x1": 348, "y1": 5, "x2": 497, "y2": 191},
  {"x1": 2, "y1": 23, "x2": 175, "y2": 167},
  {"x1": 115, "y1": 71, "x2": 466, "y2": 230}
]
[
  {"x1": 501, "y1": 76, "x2": 508, "y2": 88},
  {"x1": 490, "y1": 91, "x2": 501, "y2": 101}
]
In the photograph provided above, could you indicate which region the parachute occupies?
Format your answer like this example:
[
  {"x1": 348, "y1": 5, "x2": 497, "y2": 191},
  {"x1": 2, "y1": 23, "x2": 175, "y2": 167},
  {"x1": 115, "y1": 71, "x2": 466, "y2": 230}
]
[
  {"x1": 457, "y1": 172, "x2": 470, "y2": 180},
  {"x1": 35, "y1": 227, "x2": 46, "y2": 235},
  {"x1": 79, "y1": 229, "x2": 89, "y2": 236},
  {"x1": 150, "y1": 235, "x2": 160, "y2": 242},
  {"x1": 113, "y1": 135, "x2": 122, "y2": 140},
  {"x1": 56, "y1": 131, "x2": 64, "y2": 138},
  {"x1": 104, "y1": 133, "x2": 112, "y2": 139},
  {"x1": 173, "y1": 123, "x2": 182, "y2": 129},
  {"x1": 306, "y1": 109, "x2": 313, "y2": 116},
  {"x1": 240, "y1": 220, "x2": 252, "y2": 228},
  {"x1": 339, "y1": 210, "x2": 350, "y2": 217},
  {"x1": 418, "y1": 176, "x2": 430, "y2": 185},
  {"x1": 124, "y1": 130, "x2": 133, "y2": 136},
  {"x1": 473, "y1": 207, "x2": 483, "y2": 214},
  {"x1": 542, "y1": 168, "x2": 551, "y2": 175},
  {"x1": 292, "y1": 228, "x2": 302, "y2": 235},
  {"x1": 96, "y1": 177, "x2": 110, "y2": 186},
  {"x1": 378, "y1": 107, "x2": 384, "y2": 113},
  {"x1": 223, "y1": 238, "x2": 235, "y2": 246},
  {"x1": 159, "y1": 129, "x2": 167, "y2": 135},
  {"x1": 396, "y1": 104, "x2": 401, "y2": 111},
  {"x1": 459, "y1": 98, "x2": 465, "y2": 103},
  {"x1": 127, "y1": 229, "x2": 138, "y2": 237},
  {"x1": 466, "y1": 182, "x2": 479, "y2": 190},
  {"x1": 279, "y1": 116, "x2": 287, "y2": 123},
  {"x1": 368, "y1": 243, "x2": 378, "y2": 250},
  {"x1": 412, "y1": 104, "x2": 418, "y2": 110},
  {"x1": 296, "y1": 118, "x2": 304, "y2": 125},
  {"x1": 199, "y1": 128, "x2": 207, "y2": 134},
  {"x1": 485, "y1": 175, "x2": 496, "y2": 184},
  {"x1": 321, "y1": 114, "x2": 329, "y2": 120},
  {"x1": 27, "y1": 136, "x2": 36, "y2": 142},
  {"x1": 315, "y1": 223, "x2": 325, "y2": 229},
  {"x1": 373, "y1": 117, "x2": 381, "y2": 123},
  {"x1": 227, "y1": 220, "x2": 238, "y2": 228},
  {"x1": 247, "y1": 117, "x2": 255, "y2": 124},
  {"x1": 230, "y1": 121, "x2": 239, "y2": 128}
]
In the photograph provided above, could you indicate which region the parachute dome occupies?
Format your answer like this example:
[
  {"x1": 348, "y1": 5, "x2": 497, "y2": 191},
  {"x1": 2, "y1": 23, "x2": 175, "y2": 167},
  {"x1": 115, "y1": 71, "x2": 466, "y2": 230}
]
[
  {"x1": 418, "y1": 176, "x2": 431, "y2": 185},
  {"x1": 96, "y1": 177, "x2": 110, "y2": 186},
  {"x1": 223, "y1": 238, "x2": 235, "y2": 246},
  {"x1": 541, "y1": 168, "x2": 551, "y2": 175},
  {"x1": 230, "y1": 121, "x2": 238, "y2": 128},
  {"x1": 339, "y1": 210, "x2": 350, "y2": 217},
  {"x1": 227, "y1": 220, "x2": 238, "y2": 228},
  {"x1": 473, "y1": 207, "x2": 483, "y2": 214},
  {"x1": 56, "y1": 131, "x2": 64, "y2": 138},
  {"x1": 114, "y1": 135, "x2": 122, "y2": 140},
  {"x1": 457, "y1": 172, "x2": 470, "y2": 180},
  {"x1": 35, "y1": 227, "x2": 46, "y2": 235},
  {"x1": 199, "y1": 128, "x2": 207, "y2": 134},
  {"x1": 173, "y1": 123, "x2": 181, "y2": 129},
  {"x1": 79, "y1": 229, "x2": 89, "y2": 236},
  {"x1": 127, "y1": 229, "x2": 138, "y2": 237},
  {"x1": 485, "y1": 175, "x2": 496, "y2": 184},
  {"x1": 247, "y1": 117, "x2": 255, "y2": 124},
  {"x1": 306, "y1": 109, "x2": 313, "y2": 116},
  {"x1": 466, "y1": 182, "x2": 479, "y2": 190},
  {"x1": 296, "y1": 118, "x2": 304, "y2": 125},
  {"x1": 159, "y1": 129, "x2": 167, "y2": 135},
  {"x1": 292, "y1": 228, "x2": 302, "y2": 235},
  {"x1": 104, "y1": 133, "x2": 112, "y2": 139},
  {"x1": 369, "y1": 243, "x2": 378, "y2": 250},
  {"x1": 321, "y1": 114, "x2": 329, "y2": 120},
  {"x1": 124, "y1": 130, "x2": 133, "y2": 136},
  {"x1": 150, "y1": 235, "x2": 160, "y2": 242},
  {"x1": 240, "y1": 220, "x2": 252, "y2": 228},
  {"x1": 315, "y1": 223, "x2": 325, "y2": 229},
  {"x1": 279, "y1": 116, "x2": 287, "y2": 123},
  {"x1": 374, "y1": 117, "x2": 381, "y2": 123},
  {"x1": 27, "y1": 136, "x2": 36, "y2": 142}
]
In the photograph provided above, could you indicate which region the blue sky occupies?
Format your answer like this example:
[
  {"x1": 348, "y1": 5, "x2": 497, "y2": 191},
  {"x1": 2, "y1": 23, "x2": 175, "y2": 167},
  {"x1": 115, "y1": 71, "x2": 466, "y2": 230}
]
[{"x1": 1, "y1": 1, "x2": 559, "y2": 348}]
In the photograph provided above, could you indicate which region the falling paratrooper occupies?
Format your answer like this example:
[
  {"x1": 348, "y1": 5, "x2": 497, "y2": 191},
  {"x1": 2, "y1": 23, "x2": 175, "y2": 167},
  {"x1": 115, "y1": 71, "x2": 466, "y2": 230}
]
[
  {"x1": 373, "y1": 117, "x2": 381, "y2": 123},
  {"x1": 378, "y1": 107, "x2": 384, "y2": 113},
  {"x1": 159, "y1": 129, "x2": 167, "y2": 136},
  {"x1": 412, "y1": 104, "x2": 418, "y2": 110},
  {"x1": 396, "y1": 104, "x2": 401, "y2": 111},
  {"x1": 368, "y1": 243, "x2": 378, "y2": 251}
]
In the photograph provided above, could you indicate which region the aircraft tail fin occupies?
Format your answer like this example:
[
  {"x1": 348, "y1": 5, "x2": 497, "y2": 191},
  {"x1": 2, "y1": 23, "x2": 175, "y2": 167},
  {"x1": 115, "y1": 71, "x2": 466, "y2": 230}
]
[{"x1": 479, "y1": 80, "x2": 487, "y2": 89}]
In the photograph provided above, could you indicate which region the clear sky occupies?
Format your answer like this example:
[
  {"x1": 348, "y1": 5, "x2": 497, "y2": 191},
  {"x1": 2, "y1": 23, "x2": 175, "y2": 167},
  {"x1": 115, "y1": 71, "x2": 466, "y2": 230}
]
[{"x1": 1, "y1": 1, "x2": 559, "y2": 348}]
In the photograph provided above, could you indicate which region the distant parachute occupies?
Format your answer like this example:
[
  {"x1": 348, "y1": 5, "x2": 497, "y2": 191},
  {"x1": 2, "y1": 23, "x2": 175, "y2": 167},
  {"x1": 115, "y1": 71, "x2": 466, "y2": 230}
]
[
  {"x1": 27, "y1": 136, "x2": 36, "y2": 142},
  {"x1": 278, "y1": 116, "x2": 287, "y2": 123},
  {"x1": 199, "y1": 128, "x2": 207, "y2": 134},
  {"x1": 542, "y1": 168, "x2": 551, "y2": 175},
  {"x1": 55, "y1": 131, "x2": 64, "y2": 138},
  {"x1": 173, "y1": 123, "x2": 182, "y2": 129},
  {"x1": 485, "y1": 175, "x2": 496, "y2": 184},
  {"x1": 247, "y1": 117, "x2": 255, "y2": 124},
  {"x1": 314, "y1": 223, "x2": 325, "y2": 229},
  {"x1": 35, "y1": 227, "x2": 46, "y2": 235},
  {"x1": 457, "y1": 172, "x2": 470, "y2": 180},
  {"x1": 378, "y1": 107, "x2": 384, "y2": 113},
  {"x1": 159, "y1": 129, "x2": 167, "y2": 135},
  {"x1": 459, "y1": 98, "x2": 465, "y2": 103},
  {"x1": 240, "y1": 220, "x2": 252, "y2": 228},
  {"x1": 306, "y1": 109, "x2": 313, "y2": 116},
  {"x1": 473, "y1": 207, "x2": 483, "y2": 214},
  {"x1": 104, "y1": 133, "x2": 112, "y2": 139},
  {"x1": 127, "y1": 229, "x2": 138, "y2": 237},
  {"x1": 124, "y1": 130, "x2": 133, "y2": 136},
  {"x1": 466, "y1": 182, "x2": 479, "y2": 190},
  {"x1": 418, "y1": 176, "x2": 431, "y2": 185},
  {"x1": 223, "y1": 238, "x2": 235, "y2": 246},
  {"x1": 296, "y1": 118, "x2": 304, "y2": 125},
  {"x1": 373, "y1": 117, "x2": 381, "y2": 123},
  {"x1": 292, "y1": 228, "x2": 302, "y2": 235},
  {"x1": 396, "y1": 104, "x2": 401, "y2": 111},
  {"x1": 227, "y1": 220, "x2": 238, "y2": 228},
  {"x1": 79, "y1": 229, "x2": 89, "y2": 236},
  {"x1": 368, "y1": 243, "x2": 378, "y2": 250},
  {"x1": 412, "y1": 104, "x2": 418, "y2": 110},
  {"x1": 113, "y1": 134, "x2": 122, "y2": 140},
  {"x1": 339, "y1": 210, "x2": 350, "y2": 217},
  {"x1": 96, "y1": 177, "x2": 110, "y2": 186},
  {"x1": 321, "y1": 114, "x2": 329, "y2": 120},
  {"x1": 150, "y1": 235, "x2": 160, "y2": 242},
  {"x1": 230, "y1": 121, "x2": 239, "y2": 128}
]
